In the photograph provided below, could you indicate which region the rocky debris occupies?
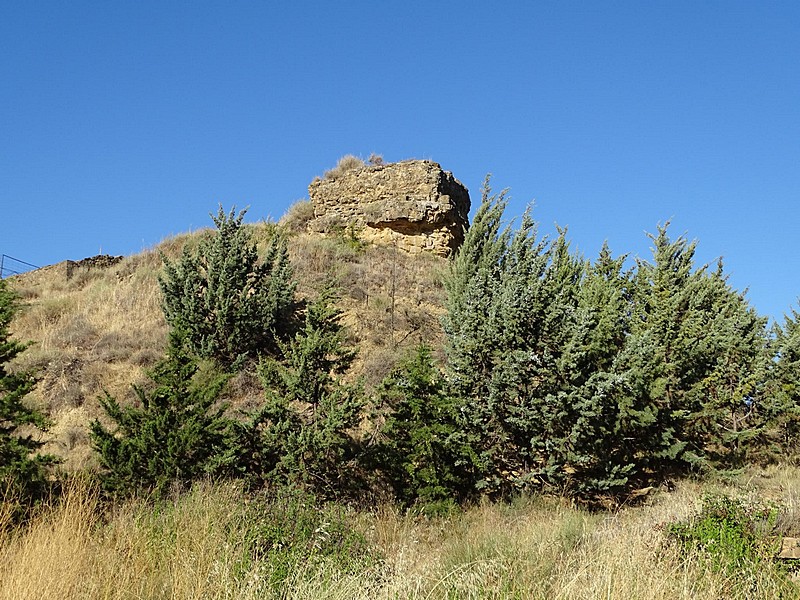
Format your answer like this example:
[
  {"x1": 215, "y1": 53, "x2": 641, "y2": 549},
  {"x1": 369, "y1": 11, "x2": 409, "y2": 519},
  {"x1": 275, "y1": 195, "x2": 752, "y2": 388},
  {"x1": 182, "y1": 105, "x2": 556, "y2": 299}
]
[
  {"x1": 65, "y1": 255, "x2": 123, "y2": 280},
  {"x1": 307, "y1": 159, "x2": 470, "y2": 257}
]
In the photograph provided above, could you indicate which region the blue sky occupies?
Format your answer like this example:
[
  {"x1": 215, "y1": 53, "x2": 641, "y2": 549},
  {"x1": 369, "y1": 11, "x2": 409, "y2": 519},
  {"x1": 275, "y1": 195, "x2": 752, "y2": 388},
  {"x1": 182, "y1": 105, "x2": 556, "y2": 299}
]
[{"x1": 2, "y1": 2, "x2": 799, "y2": 321}]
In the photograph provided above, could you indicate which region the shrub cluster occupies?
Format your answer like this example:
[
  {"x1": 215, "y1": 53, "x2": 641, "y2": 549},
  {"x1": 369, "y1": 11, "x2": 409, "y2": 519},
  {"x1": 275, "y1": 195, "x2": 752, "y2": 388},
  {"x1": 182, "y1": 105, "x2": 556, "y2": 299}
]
[
  {"x1": 665, "y1": 492, "x2": 793, "y2": 594},
  {"x1": 160, "y1": 206, "x2": 295, "y2": 369},
  {"x1": 440, "y1": 180, "x2": 800, "y2": 499},
  {"x1": 81, "y1": 197, "x2": 800, "y2": 507}
]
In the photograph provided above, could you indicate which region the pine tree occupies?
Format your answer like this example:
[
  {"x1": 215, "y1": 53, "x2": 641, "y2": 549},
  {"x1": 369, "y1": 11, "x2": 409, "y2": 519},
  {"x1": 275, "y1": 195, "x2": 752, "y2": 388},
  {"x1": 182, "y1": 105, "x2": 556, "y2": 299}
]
[
  {"x1": 0, "y1": 280, "x2": 56, "y2": 502},
  {"x1": 90, "y1": 331, "x2": 234, "y2": 496},
  {"x1": 243, "y1": 289, "x2": 363, "y2": 498},
  {"x1": 160, "y1": 206, "x2": 296, "y2": 368}
]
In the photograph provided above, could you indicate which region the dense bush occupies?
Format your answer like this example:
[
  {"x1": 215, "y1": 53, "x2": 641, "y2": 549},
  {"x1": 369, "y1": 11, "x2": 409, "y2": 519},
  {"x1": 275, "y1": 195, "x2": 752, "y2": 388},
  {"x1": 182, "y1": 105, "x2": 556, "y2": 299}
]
[
  {"x1": 82, "y1": 194, "x2": 800, "y2": 505},
  {"x1": 90, "y1": 331, "x2": 235, "y2": 496},
  {"x1": 440, "y1": 179, "x2": 796, "y2": 500},
  {"x1": 375, "y1": 345, "x2": 477, "y2": 506}
]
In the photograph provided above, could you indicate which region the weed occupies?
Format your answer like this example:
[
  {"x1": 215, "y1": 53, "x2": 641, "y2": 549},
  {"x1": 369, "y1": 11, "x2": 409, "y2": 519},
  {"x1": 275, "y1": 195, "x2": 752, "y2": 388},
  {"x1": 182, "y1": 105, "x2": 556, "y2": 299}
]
[
  {"x1": 666, "y1": 492, "x2": 794, "y2": 594},
  {"x1": 233, "y1": 489, "x2": 380, "y2": 590},
  {"x1": 332, "y1": 223, "x2": 367, "y2": 252}
]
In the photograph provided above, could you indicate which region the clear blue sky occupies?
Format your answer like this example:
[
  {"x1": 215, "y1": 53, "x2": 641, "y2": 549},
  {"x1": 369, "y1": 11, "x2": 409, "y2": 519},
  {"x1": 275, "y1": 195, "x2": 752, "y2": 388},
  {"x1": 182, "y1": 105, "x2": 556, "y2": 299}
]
[{"x1": 2, "y1": 2, "x2": 799, "y2": 321}]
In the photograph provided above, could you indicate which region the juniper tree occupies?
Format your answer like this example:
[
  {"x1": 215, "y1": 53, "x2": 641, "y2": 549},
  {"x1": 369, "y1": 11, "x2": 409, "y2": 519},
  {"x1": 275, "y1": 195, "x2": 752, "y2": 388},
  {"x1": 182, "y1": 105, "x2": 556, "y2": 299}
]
[
  {"x1": 690, "y1": 268, "x2": 769, "y2": 465},
  {"x1": 376, "y1": 345, "x2": 476, "y2": 505},
  {"x1": 90, "y1": 331, "x2": 234, "y2": 496},
  {"x1": 619, "y1": 226, "x2": 707, "y2": 473},
  {"x1": 0, "y1": 280, "x2": 55, "y2": 502},
  {"x1": 761, "y1": 305, "x2": 800, "y2": 456},
  {"x1": 621, "y1": 226, "x2": 770, "y2": 475},
  {"x1": 493, "y1": 227, "x2": 582, "y2": 493},
  {"x1": 443, "y1": 181, "x2": 557, "y2": 495},
  {"x1": 443, "y1": 192, "x2": 775, "y2": 498},
  {"x1": 241, "y1": 288, "x2": 363, "y2": 498},
  {"x1": 526, "y1": 244, "x2": 647, "y2": 495},
  {"x1": 160, "y1": 206, "x2": 295, "y2": 369},
  {"x1": 443, "y1": 177, "x2": 510, "y2": 405}
]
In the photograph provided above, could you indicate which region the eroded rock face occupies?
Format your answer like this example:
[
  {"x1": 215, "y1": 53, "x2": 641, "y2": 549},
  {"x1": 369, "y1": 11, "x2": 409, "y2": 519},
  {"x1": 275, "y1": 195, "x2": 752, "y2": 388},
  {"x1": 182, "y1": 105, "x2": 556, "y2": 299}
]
[{"x1": 307, "y1": 160, "x2": 470, "y2": 257}]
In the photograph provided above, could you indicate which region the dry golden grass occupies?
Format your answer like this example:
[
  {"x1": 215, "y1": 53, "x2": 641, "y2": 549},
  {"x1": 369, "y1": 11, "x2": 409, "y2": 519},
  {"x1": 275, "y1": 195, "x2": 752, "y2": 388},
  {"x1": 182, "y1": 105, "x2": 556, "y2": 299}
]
[
  {"x1": 8, "y1": 252, "x2": 169, "y2": 469},
  {"x1": 2, "y1": 469, "x2": 800, "y2": 599},
  {"x1": 321, "y1": 154, "x2": 366, "y2": 180},
  {"x1": 285, "y1": 230, "x2": 448, "y2": 387},
  {"x1": 280, "y1": 199, "x2": 315, "y2": 234}
]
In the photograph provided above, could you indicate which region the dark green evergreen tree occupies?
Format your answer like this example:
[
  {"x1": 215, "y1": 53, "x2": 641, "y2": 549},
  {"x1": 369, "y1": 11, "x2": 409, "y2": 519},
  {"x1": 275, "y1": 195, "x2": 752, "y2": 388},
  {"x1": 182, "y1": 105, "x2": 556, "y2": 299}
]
[
  {"x1": 375, "y1": 345, "x2": 476, "y2": 505},
  {"x1": 90, "y1": 331, "x2": 234, "y2": 496},
  {"x1": 622, "y1": 226, "x2": 711, "y2": 473},
  {"x1": 691, "y1": 268, "x2": 769, "y2": 465},
  {"x1": 0, "y1": 280, "x2": 56, "y2": 502},
  {"x1": 242, "y1": 289, "x2": 363, "y2": 498},
  {"x1": 160, "y1": 206, "x2": 295, "y2": 368},
  {"x1": 621, "y1": 226, "x2": 770, "y2": 475},
  {"x1": 761, "y1": 305, "x2": 800, "y2": 456}
]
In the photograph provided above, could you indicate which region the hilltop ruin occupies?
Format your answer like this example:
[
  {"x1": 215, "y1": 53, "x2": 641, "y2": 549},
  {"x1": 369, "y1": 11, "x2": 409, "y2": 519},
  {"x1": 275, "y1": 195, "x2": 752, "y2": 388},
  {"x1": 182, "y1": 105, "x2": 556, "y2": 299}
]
[{"x1": 307, "y1": 159, "x2": 470, "y2": 257}]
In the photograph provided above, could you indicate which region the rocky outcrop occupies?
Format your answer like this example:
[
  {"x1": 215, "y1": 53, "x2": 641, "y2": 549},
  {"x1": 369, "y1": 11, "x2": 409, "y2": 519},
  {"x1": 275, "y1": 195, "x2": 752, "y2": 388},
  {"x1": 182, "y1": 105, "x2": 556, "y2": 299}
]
[{"x1": 307, "y1": 160, "x2": 470, "y2": 257}]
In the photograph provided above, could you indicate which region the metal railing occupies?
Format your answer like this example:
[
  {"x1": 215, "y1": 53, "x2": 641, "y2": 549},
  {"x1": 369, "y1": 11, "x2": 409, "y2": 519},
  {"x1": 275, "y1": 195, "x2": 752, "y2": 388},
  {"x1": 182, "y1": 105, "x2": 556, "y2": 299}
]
[{"x1": 0, "y1": 254, "x2": 39, "y2": 278}]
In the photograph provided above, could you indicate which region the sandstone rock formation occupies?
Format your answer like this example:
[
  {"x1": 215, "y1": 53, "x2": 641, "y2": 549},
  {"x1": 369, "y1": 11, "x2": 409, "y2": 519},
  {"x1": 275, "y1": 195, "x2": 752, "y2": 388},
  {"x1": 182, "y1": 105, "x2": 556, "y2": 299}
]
[{"x1": 307, "y1": 160, "x2": 470, "y2": 257}]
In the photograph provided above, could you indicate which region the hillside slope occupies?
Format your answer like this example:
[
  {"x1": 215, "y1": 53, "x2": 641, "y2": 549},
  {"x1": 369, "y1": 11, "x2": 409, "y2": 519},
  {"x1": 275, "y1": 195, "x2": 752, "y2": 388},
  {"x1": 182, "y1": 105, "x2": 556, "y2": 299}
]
[{"x1": 8, "y1": 217, "x2": 448, "y2": 470}]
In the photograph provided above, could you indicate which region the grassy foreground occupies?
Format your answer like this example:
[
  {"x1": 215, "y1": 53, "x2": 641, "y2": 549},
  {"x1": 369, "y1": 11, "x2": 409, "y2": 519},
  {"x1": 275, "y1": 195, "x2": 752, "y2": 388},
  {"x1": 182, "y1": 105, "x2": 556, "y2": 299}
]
[{"x1": 2, "y1": 469, "x2": 800, "y2": 600}]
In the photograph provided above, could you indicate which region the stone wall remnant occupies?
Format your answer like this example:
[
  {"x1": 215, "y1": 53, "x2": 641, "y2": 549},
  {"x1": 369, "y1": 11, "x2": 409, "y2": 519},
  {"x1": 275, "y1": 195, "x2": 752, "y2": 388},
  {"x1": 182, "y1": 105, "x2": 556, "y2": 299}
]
[{"x1": 307, "y1": 159, "x2": 470, "y2": 257}]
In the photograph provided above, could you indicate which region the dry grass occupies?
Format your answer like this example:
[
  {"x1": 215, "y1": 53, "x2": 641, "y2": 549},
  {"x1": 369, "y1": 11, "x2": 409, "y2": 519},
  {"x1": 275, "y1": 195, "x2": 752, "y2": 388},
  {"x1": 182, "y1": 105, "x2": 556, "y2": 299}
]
[
  {"x1": 2, "y1": 469, "x2": 800, "y2": 599},
  {"x1": 8, "y1": 252, "x2": 169, "y2": 469},
  {"x1": 286, "y1": 230, "x2": 448, "y2": 387},
  {"x1": 280, "y1": 199, "x2": 315, "y2": 234},
  {"x1": 322, "y1": 154, "x2": 366, "y2": 180}
]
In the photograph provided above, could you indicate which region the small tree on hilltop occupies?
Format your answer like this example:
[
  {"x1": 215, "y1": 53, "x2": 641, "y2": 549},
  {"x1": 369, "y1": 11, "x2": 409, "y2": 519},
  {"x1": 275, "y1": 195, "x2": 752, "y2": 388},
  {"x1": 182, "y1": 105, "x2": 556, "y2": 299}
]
[
  {"x1": 160, "y1": 206, "x2": 296, "y2": 369},
  {"x1": 0, "y1": 280, "x2": 56, "y2": 503}
]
